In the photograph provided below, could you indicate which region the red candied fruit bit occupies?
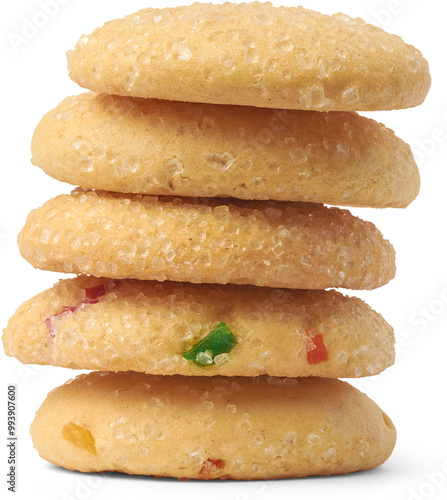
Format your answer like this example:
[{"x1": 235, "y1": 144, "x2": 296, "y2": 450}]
[
  {"x1": 61, "y1": 306, "x2": 76, "y2": 313},
  {"x1": 83, "y1": 284, "x2": 107, "y2": 304},
  {"x1": 45, "y1": 281, "x2": 117, "y2": 336},
  {"x1": 45, "y1": 306, "x2": 76, "y2": 337},
  {"x1": 305, "y1": 328, "x2": 329, "y2": 365},
  {"x1": 199, "y1": 459, "x2": 225, "y2": 478}
]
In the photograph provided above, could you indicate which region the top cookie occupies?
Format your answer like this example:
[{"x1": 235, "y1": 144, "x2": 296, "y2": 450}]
[{"x1": 67, "y1": 2, "x2": 430, "y2": 111}]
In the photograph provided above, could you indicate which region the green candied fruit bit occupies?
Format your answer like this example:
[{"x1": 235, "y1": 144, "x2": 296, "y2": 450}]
[{"x1": 182, "y1": 322, "x2": 237, "y2": 367}]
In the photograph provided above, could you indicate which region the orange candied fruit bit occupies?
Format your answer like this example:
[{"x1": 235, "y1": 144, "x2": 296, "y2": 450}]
[{"x1": 62, "y1": 422, "x2": 97, "y2": 455}]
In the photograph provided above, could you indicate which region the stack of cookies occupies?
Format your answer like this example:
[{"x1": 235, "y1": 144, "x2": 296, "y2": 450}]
[{"x1": 3, "y1": 2, "x2": 430, "y2": 480}]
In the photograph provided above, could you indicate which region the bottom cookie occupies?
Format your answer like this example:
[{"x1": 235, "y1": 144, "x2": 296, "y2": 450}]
[{"x1": 30, "y1": 372, "x2": 396, "y2": 479}]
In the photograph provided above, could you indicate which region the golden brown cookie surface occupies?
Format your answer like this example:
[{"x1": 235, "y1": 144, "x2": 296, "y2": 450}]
[
  {"x1": 31, "y1": 93, "x2": 420, "y2": 207},
  {"x1": 30, "y1": 372, "x2": 396, "y2": 479},
  {"x1": 18, "y1": 190, "x2": 396, "y2": 290},
  {"x1": 67, "y1": 2, "x2": 430, "y2": 111},
  {"x1": 3, "y1": 277, "x2": 395, "y2": 378}
]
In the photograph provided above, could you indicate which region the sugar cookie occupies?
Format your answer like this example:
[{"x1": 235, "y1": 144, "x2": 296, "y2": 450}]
[
  {"x1": 66, "y1": 2, "x2": 430, "y2": 111},
  {"x1": 18, "y1": 189, "x2": 396, "y2": 290},
  {"x1": 3, "y1": 277, "x2": 394, "y2": 378},
  {"x1": 30, "y1": 371, "x2": 396, "y2": 479},
  {"x1": 31, "y1": 92, "x2": 420, "y2": 207}
]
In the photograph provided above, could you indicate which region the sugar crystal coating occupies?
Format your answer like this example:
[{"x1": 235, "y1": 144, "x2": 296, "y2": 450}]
[
  {"x1": 66, "y1": 2, "x2": 430, "y2": 111},
  {"x1": 18, "y1": 189, "x2": 396, "y2": 290},
  {"x1": 30, "y1": 372, "x2": 397, "y2": 479}
]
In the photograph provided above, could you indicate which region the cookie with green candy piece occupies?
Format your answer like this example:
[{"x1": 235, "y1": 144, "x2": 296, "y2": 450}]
[{"x1": 2, "y1": 276, "x2": 395, "y2": 378}]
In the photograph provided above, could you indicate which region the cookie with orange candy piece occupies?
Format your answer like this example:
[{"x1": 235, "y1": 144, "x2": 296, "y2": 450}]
[{"x1": 30, "y1": 371, "x2": 396, "y2": 479}]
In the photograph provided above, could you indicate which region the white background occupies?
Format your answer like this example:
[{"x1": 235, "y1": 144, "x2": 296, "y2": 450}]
[{"x1": 1, "y1": 1, "x2": 446, "y2": 499}]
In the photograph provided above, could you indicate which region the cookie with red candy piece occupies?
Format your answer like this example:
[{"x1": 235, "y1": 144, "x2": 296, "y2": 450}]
[
  {"x1": 30, "y1": 371, "x2": 397, "y2": 479},
  {"x1": 2, "y1": 276, "x2": 395, "y2": 378}
]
